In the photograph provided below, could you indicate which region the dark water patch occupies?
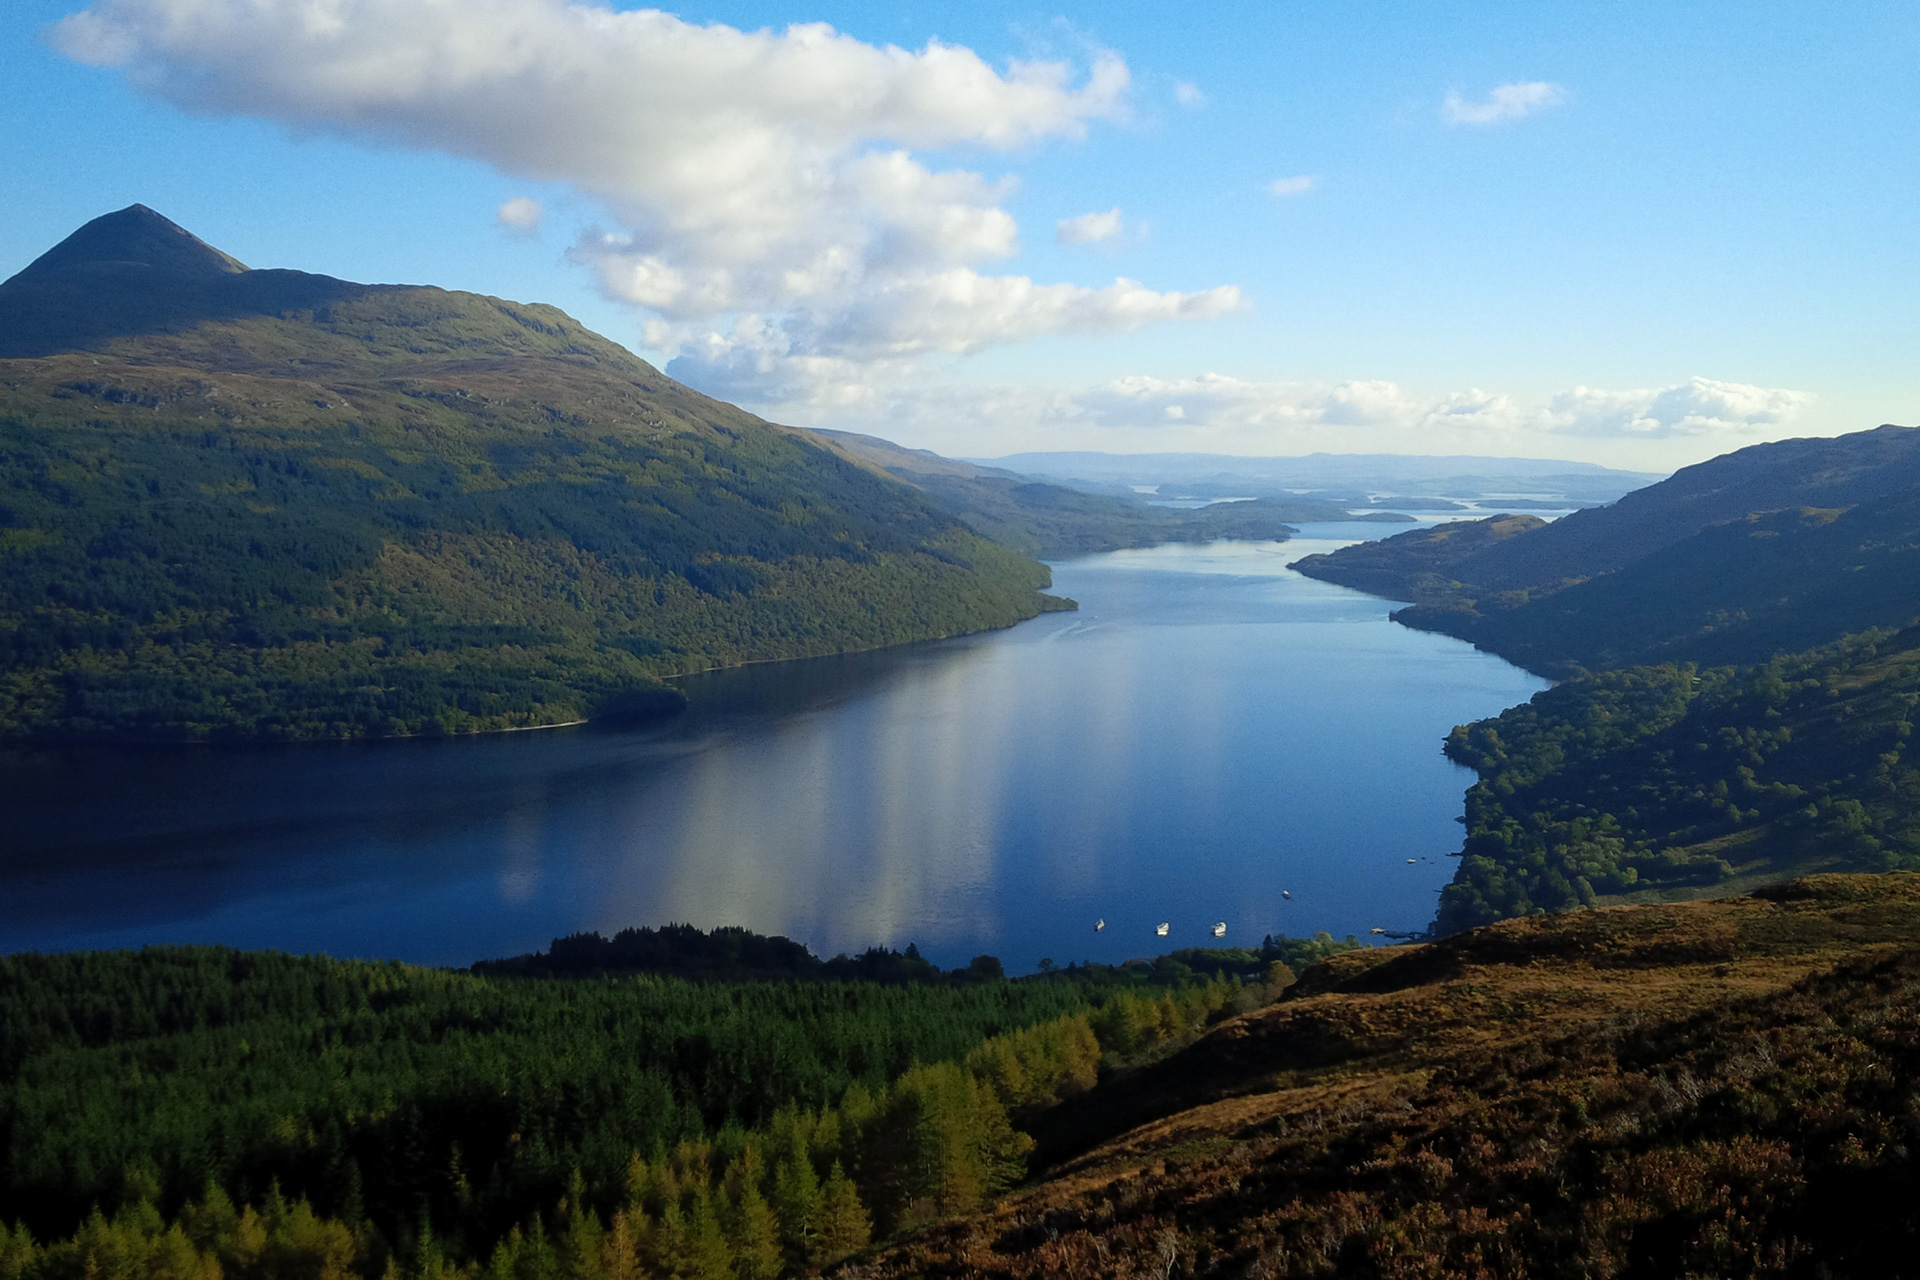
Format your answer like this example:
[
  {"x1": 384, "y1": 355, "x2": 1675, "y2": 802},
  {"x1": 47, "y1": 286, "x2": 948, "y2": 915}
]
[{"x1": 0, "y1": 527, "x2": 1547, "y2": 971}]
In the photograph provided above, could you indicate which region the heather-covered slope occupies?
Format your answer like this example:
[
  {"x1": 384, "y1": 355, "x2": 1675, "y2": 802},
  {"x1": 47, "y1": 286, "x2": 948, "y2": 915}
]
[
  {"x1": 858, "y1": 874, "x2": 1920, "y2": 1278},
  {"x1": 0, "y1": 207, "x2": 1064, "y2": 740}
]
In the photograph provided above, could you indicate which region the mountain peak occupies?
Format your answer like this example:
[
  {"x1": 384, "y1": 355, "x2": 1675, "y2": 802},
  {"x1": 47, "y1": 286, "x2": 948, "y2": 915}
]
[{"x1": 8, "y1": 204, "x2": 249, "y2": 286}]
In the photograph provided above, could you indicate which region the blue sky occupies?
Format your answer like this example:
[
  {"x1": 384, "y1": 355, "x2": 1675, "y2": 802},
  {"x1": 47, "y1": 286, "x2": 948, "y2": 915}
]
[{"x1": 4, "y1": 0, "x2": 1916, "y2": 469}]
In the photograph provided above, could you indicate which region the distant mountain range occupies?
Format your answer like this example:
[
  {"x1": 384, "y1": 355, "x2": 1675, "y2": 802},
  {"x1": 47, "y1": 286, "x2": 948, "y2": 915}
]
[
  {"x1": 970, "y1": 450, "x2": 1662, "y2": 509},
  {"x1": 0, "y1": 206, "x2": 1073, "y2": 740},
  {"x1": 808, "y1": 429, "x2": 1382, "y2": 557}
]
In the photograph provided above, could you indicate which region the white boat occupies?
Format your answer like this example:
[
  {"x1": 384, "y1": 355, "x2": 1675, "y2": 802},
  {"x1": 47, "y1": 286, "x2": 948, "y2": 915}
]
[
  {"x1": 1281, "y1": 890, "x2": 1292, "y2": 900},
  {"x1": 1154, "y1": 922, "x2": 1170, "y2": 937},
  {"x1": 1210, "y1": 921, "x2": 1227, "y2": 938},
  {"x1": 1094, "y1": 918, "x2": 1105, "y2": 932}
]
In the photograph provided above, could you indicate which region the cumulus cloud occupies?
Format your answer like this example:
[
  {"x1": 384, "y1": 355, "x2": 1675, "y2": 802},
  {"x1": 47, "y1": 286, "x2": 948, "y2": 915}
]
[
  {"x1": 1056, "y1": 207, "x2": 1124, "y2": 245},
  {"x1": 1267, "y1": 175, "x2": 1315, "y2": 198},
  {"x1": 1443, "y1": 81, "x2": 1566, "y2": 126},
  {"x1": 668, "y1": 276, "x2": 1243, "y2": 396},
  {"x1": 1173, "y1": 81, "x2": 1206, "y2": 109},
  {"x1": 496, "y1": 196, "x2": 544, "y2": 235},
  {"x1": 676, "y1": 359, "x2": 1807, "y2": 458},
  {"x1": 1545, "y1": 377, "x2": 1812, "y2": 438},
  {"x1": 52, "y1": 0, "x2": 1236, "y2": 368}
]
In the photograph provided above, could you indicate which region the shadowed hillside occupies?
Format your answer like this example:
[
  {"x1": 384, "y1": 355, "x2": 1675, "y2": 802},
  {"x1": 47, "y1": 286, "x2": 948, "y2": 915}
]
[
  {"x1": 1292, "y1": 424, "x2": 1920, "y2": 676},
  {"x1": 0, "y1": 207, "x2": 1067, "y2": 740}
]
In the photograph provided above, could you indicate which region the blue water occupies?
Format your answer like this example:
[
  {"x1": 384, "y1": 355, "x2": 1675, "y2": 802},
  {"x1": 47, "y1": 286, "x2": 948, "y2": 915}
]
[{"x1": 0, "y1": 525, "x2": 1549, "y2": 971}]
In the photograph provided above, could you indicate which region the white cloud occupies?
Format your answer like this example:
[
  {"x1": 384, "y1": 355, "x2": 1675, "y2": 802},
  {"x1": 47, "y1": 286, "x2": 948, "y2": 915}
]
[
  {"x1": 1056, "y1": 207, "x2": 1124, "y2": 245},
  {"x1": 52, "y1": 0, "x2": 1236, "y2": 365},
  {"x1": 1443, "y1": 81, "x2": 1566, "y2": 126},
  {"x1": 677, "y1": 359, "x2": 1807, "y2": 458},
  {"x1": 1546, "y1": 377, "x2": 1812, "y2": 438},
  {"x1": 1267, "y1": 175, "x2": 1315, "y2": 198},
  {"x1": 496, "y1": 196, "x2": 543, "y2": 235},
  {"x1": 1173, "y1": 81, "x2": 1206, "y2": 109}
]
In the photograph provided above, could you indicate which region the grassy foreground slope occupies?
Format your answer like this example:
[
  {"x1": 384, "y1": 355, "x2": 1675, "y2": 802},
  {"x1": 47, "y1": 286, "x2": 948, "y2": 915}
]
[
  {"x1": 0, "y1": 207, "x2": 1063, "y2": 741},
  {"x1": 861, "y1": 874, "x2": 1920, "y2": 1278}
]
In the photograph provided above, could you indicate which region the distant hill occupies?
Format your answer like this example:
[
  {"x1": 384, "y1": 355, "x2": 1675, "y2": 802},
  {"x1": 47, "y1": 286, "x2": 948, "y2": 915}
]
[
  {"x1": 1293, "y1": 424, "x2": 1920, "y2": 675},
  {"x1": 974, "y1": 450, "x2": 1661, "y2": 509},
  {"x1": 0, "y1": 206, "x2": 1066, "y2": 741},
  {"x1": 809, "y1": 429, "x2": 1351, "y2": 556},
  {"x1": 1286, "y1": 514, "x2": 1547, "y2": 603}
]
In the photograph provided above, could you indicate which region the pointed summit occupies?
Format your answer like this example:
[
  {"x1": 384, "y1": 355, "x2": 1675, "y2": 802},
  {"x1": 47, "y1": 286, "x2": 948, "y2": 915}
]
[
  {"x1": 0, "y1": 204, "x2": 362, "y2": 359},
  {"x1": 9, "y1": 204, "x2": 249, "y2": 285}
]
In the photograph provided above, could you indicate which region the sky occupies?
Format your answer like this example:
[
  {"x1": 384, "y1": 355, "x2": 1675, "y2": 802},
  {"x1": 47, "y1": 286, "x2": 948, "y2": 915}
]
[{"x1": 3, "y1": 0, "x2": 1917, "y2": 471}]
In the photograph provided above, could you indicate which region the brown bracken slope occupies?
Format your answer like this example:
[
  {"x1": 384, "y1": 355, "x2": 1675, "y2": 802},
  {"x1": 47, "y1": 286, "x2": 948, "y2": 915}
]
[{"x1": 856, "y1": 873, "x2": 1920, "y2": 1278}]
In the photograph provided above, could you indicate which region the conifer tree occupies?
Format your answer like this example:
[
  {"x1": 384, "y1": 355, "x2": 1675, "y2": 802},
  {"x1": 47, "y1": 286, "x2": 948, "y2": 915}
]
[
  {"x1": 516, "y1": 1218, "x2": 560, "y2": 1280},
  {"x1": 718, "y1": 1149, "x2": 783, "y2": 1280},
  {"x1": 601, "y1": 1209, "x2": 645, "y2": 1280},
  {"x1": 0, "y1": 1221, "x2": 37, "y2": 1280},
  {"x1": 769, "y1": 1142, "x2": 822, "y2": 1264},
  {"x1": 650, "y1": 1200, "x2": 684, "y2": 1279},
  {"x1": 811, "y1": 1164, "x2": 870, "y2": 1268},
  {"x1": 557, "y1": 1173, "x2": 606, "y2": 1280},
  {"x1": 676, "y1": 1187, "x2": 733, "y2": 1280},
  {"x1": 485, "y1": 1226, "x2": 523, "y2": 1280},
  {"x1": 966, "y1": 1077, "x2": 1034, "y2": 1196}
]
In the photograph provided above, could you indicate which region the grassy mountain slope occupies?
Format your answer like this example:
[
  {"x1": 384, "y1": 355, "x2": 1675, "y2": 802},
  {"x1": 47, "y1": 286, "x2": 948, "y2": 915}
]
[
  {"x1": 858, "y1": 874, "x2": 1920, "y2": 1278},
  {"x1": 1293, "y1": 424, "x2": 1920, "y2": 675},
  {"x1": 808, "y1": 428, "x2": 1343, "y2": 558},
  {"x1": 0, "y1": 207, "x2": 1064, "y2": 741}
]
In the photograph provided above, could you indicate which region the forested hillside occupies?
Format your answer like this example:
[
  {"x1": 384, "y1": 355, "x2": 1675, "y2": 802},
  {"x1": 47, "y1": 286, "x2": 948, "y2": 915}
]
[
  {"x1": 1434, "y1": 627, "x2": 1920, "y2": 932},
  {"x1": 0, "y1": 207, "x2": 1064, "y2": 741},
  {"x1": 0, "y1": 937, "x2": 1294, "y2": 1279},
  {"x1": 1287, "y1": 424, "x2": 1920, "y2": 932},
  {"x1": 1400, "y1": 495, "x2": 1920, "y2": 676}
]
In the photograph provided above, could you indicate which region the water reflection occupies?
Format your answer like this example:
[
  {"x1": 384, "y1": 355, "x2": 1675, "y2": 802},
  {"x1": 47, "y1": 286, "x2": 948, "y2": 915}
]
[{"x1": 0, "y1": 528, "x2": 1549, "y2": 970}]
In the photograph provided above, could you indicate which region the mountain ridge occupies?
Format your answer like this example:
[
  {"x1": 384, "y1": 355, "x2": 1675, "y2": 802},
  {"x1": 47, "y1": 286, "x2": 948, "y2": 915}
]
[
  {"x1": 1293, "y1": 422, "x2": 1920, "y2": 675},
  {"x1": 0, "y1": 207, "x2": 1065, "y2": 740}
]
